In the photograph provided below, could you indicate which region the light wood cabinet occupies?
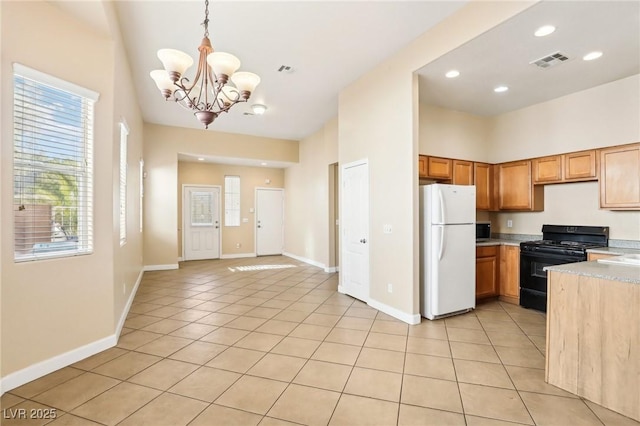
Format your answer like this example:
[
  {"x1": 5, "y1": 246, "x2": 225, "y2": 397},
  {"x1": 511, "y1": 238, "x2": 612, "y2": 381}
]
[
  {"x1": 452, "y1": 160, "x2": 473, "y2": 185},
  {"x1": 427, "y1": 156, "x2": 452, "y2": 180},
  {"x1": 499, "y1": 245, "x2": 520, "y2": 304},
  {"x1": 418, "y1": 155, "x2": 428, "y2": 178},
  {"x1": 587, "y1": 252, "x2": 616, "y2": 261},
  {"x1": 533, "y1": 150, "x2": 598, "y2": 184},
  {"x1": 547, "y1": 271, "x2": 640, "y2": 422},
  {"x1": 599, "y1": 143, "x2": 640, "y2": 210},
  {"x1": 533, "y1": 155, "x2": 563, "y2": 184},
  {"x1": 474, "y1": 163, "x2": 492, "y2": 210},
  {"x1": 497, "y1": 160, "x2": 544, "y2": 211},
  {"x1": 565, "y1": 150, "x2": 597, "y2": 181},
  {"x1": 476, "y1": 246, "x2": 499, "y2": 300}
]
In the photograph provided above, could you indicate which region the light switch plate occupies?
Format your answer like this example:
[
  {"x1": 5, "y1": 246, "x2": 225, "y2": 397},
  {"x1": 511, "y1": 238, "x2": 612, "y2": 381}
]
[{"x1": 383, "y1": 224, "x2": 392, "y2": 234}]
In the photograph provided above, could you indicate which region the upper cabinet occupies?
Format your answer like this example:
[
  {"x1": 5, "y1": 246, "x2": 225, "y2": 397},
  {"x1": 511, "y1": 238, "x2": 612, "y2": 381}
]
[
  {"x1": 427, "y1": 156, "x2": 452, "y2": 180},
  {"x1": 474, "y1": 163, "x2": 493, "y2": 210},
  {"x1": 565, "y1": 150, "x2": 598, "y2": 181},
  {"x1": 497, "y1": 160, "x2": 544, "y2": 211},
  {"x1": 418, "y1": 155, "x2": 428, "y2": 178},
  {"x1": 533, "y1": 150, "x2": 598, "y2": 184},
  {"x1": 599, "y1": 143, "x2": 640, "y2": 210},
  {"x1": 452, "y1": 160, "x2": 474, "y2": 185}
]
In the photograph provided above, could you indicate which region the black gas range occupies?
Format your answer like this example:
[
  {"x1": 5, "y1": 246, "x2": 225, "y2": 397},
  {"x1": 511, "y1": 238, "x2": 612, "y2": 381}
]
[{"x1": 519, "y1": 225, "x2": 609, "y2": 312}]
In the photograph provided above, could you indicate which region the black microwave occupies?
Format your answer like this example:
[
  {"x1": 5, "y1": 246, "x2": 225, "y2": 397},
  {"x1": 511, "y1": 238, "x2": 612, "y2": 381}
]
[{"x1": 476, "y1": 222, "x2": 491, "y2": 241}]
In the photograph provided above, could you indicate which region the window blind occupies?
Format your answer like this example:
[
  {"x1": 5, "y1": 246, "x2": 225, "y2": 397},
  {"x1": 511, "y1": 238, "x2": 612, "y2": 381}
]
[
  {"x1": 224, "y1": 175, "x2": 240, "y2": 226},
  {"x1": 13, "y1": 64, "x2": 98, "y2": 261},
  {"x1": 119, "y1": 120, "x2": 129, "y2": 246}
]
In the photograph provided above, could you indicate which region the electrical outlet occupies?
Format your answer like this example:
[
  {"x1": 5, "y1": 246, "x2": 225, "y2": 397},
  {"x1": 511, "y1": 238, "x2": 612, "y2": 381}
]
[
  {"x1": 507, "y1": 219, "x2": 513, "y2": 228},
  {"x1": 387, "y1": 283, "x2": 393, "y2": 293},
  {"x1": 383, "y1": 224, "x2": 392, "y2": 234}
]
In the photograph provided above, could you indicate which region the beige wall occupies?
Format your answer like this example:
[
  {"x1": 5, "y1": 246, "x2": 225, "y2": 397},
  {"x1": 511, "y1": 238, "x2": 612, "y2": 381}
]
[
  {"x1": 419, "y1": 104, "x2": 491, "y2": 162},
  {"x1": 106, "y1": 1, "x2": 145, "y2": 328},
  {"x1": 488, "y1": 74, "x2": 640, "y2": 163},
  {"x1": 144, "y1": 123, "x2": 298, "y2": 267},
  {"x1": 0, "y1": 0, "x2": 144, "y2": 379},
  {"x1": 338, "y1": 1, "x2": 535, "y2": 319},
  {"x1": 283, "y1": 118, "x2": 338, "y2": 269},
  {"x1": 178, "y1": 162, "x2": 284, "y2": 256}
]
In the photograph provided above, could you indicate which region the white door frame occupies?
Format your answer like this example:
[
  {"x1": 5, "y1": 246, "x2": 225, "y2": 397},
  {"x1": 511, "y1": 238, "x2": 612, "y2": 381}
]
[
  {"x1": 338, "y1": 159, "x2": 370, "y2": 302},
  {"x1": 182, "y1": 184, "x2": 222, "y2": 260},
  {"x1": 254, "y1": 187, "x2": 285, "y2": 256}
]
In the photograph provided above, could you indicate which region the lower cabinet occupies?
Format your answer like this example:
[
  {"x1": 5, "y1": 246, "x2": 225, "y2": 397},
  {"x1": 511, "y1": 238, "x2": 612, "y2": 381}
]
[
  {"x1": 499, "y1": 245, "x2": 520, "y2": 304},
  {"x1": 476, "y1": 246, "x2": 499, "y2": 300}
]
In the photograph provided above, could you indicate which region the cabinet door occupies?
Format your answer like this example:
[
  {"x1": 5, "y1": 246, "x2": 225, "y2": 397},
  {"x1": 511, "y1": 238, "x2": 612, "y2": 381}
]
[
  {"x1": 498, "y1": 161, "x2": 544, "y2": 211},
  {"x1": 453, "y1": 160, "x2": 474, "y2": 185},
  {"x1": 587, "y1": 252, "x2": 615, "y2": 261},
  {"x1": 428, "y1": 157, "x2": 452, "y2": 180},
  {"x1": 600, "y1": 144, "x2": 640, "y2": 209},
  {"x1": 565, "y1": 150, "x2": 597, "y2": 181},
  {"x1": 474, "y1": 163, "x2": 492, "y2": 210},
  {"x1": 499, "y1": 245, "x2": 520, "y2": 301},
  {"x1": 476, "y1": 246, "x2": 498, "y2": 299},
  {"x1": 418, "y1": 155, "x2": 428, "y2": 178},
  {"x1": 533, "y1": 155, "x2": 563, "y2": 184}
]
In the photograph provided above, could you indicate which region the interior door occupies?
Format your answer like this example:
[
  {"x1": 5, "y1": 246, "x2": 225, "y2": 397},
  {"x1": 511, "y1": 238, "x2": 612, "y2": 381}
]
[
  {"x1": 183, "y1": 185, "x2": 220, "y2": 261},
  {"x1": 340, "y1": 160, "x2": 369, "y2": 302},
  {"x1": 256, "y1": 188, "x2": 284, "y2": 256}
]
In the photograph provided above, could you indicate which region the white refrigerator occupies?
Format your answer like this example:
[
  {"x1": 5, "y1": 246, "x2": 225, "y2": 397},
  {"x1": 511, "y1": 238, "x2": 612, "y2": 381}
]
[{"x1": 420, "y1": 184, "x2": 476, "y2": 320}]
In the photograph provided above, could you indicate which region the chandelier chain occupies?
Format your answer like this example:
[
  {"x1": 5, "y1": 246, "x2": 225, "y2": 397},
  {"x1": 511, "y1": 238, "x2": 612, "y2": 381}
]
[{"x1": 203, "y1": 0, "x2": 210, "y2": 38}]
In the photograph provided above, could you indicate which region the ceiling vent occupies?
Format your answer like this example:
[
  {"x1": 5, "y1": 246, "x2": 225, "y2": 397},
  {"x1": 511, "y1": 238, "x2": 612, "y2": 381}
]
[{"x1": 530, "y1": 52, "x2": 570, "y2": 69}]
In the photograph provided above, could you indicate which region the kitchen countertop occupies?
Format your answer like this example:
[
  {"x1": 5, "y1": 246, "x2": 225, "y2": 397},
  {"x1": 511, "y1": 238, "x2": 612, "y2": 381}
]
[
  {"x1": 476, "y1": 239, "x2": 520, "y2": 247},
  {"x1": 545, "y1": 261, "x2": 640, "y2": 284},
  {"x1": 587, "y1": 246, "x2": 640, "y2": 255}
]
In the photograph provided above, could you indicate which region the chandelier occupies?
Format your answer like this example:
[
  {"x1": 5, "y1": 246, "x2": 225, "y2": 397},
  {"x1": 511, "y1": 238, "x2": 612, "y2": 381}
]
[{"x1": 150, "y1": 0, "x2": 260, "y2": 129}]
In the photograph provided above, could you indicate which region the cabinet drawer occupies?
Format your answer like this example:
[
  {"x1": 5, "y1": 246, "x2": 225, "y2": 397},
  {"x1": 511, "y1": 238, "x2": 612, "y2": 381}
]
[{"x1": 476, "y1": 245, "x2": 499, "y2": 258}]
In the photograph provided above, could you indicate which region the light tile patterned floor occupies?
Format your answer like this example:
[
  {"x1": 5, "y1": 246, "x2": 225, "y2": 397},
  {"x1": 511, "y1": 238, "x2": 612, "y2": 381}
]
[{"x1": 3, "y1": 256, "x2": 639, "y2": 426}]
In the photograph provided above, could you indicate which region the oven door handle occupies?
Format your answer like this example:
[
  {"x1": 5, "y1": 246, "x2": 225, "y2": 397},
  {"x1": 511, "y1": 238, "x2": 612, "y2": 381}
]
[{"x1": 520, "y1": 251, "x2": 584, "y2": 262}]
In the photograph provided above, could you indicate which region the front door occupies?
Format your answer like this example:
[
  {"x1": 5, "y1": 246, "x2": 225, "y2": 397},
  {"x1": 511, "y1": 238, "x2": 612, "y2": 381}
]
[
  {"x1": 183, "y1": 185, "x2": 220, "y2": 261},
  {"x1": 340, "y1": 160, "x2": 369, "y2": 302},
  {"x1": 256, "y1": 188, "x2": 284, "y2": 256}
]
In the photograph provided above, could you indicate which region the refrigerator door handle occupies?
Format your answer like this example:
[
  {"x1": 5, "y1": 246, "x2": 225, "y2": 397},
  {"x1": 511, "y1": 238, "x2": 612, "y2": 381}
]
[
  {"x1": 438, "y1": 188, "x2": 445, "y2": 224},
  {"x1": 438, "y1": 226, "x2": 445, "y2": 260}
]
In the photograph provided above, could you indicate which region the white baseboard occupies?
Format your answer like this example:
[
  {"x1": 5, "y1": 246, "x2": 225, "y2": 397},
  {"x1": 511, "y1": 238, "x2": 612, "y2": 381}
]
[
  {"x1": 325, "y1": 266, "x2": 338, "y2": 273},
  {"x1": 0, "y1": 334, "x2": 117, "y2": 395},
  {"x1": 367, "y1": 298, "x2": 421, "y2": 325},
  {"x1": 115, "y1": 269, "x2": 144, "y2": 337},
  {"x1": 178, "y1": 257, "x2": 183, "y2": 262},
  {"x1": 220, "y1": 253, "x2": 257, "y2": 259},
  {"x1": 1, "y1": 268, "x2": 146, "y2": 396},
  {"x1": 282, "y1": 252, "x2": 331, "y2": 271},
  {"x1": 143, "y1": 263, "x2": 179, "y2": 271}
]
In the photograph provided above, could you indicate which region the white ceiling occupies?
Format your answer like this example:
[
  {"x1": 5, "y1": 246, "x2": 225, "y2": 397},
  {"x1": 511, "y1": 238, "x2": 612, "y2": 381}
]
[
  {"x1": 417, "y1": 1, "x2": 640, "y2": 116},
  {"x1": 113, "y1": 1, "x2": 468, "y2": 142}
]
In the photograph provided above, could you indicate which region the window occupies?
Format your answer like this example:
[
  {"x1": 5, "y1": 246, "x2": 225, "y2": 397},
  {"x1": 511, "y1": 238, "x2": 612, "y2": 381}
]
[
  {"x1": 119, "y1": 120, "x2": 129, "y2": 246},
  {"x1": 224, "y1": 175, "x2": 240, "y2": 226},
  {"x1": 13, "y1": 64, "x2": 99, "y2": 261},
  {"x1": 139, "y1": 158, "x2": 144, "y2": 233}
]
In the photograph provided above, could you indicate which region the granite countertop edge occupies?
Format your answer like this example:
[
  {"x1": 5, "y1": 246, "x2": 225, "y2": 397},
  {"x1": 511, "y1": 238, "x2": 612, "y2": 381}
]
[
  {"x1": 476, "y1": 239, "x2": 521, "y2": 247},
  {"x1": 545, "y1": 261, "x2": 640, "y2": 285}
]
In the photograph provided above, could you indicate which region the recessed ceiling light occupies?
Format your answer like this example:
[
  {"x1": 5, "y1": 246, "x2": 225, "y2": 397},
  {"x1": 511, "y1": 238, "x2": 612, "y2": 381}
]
[
  {"x1": 583, "y1": 51, "x2": 603, "y2": 61},
  {"x1": 534, "y1": 25, "x2": 556, "y2": 37},
  {"x1": 252, "y1": 104, "x2": 267, "y2": 115},
  {"x1": 197, "y1": 157, "x2": 204, "y2": 161},
  {"x1": 494, "y1": 86, "x2": 509, "y2": 93},
  {"x1": 261, "y1": 162, "x2": 267, "y2": 166},
  {"x1": 445, "y1": 70, "x2": 460, "y2": 78}
]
